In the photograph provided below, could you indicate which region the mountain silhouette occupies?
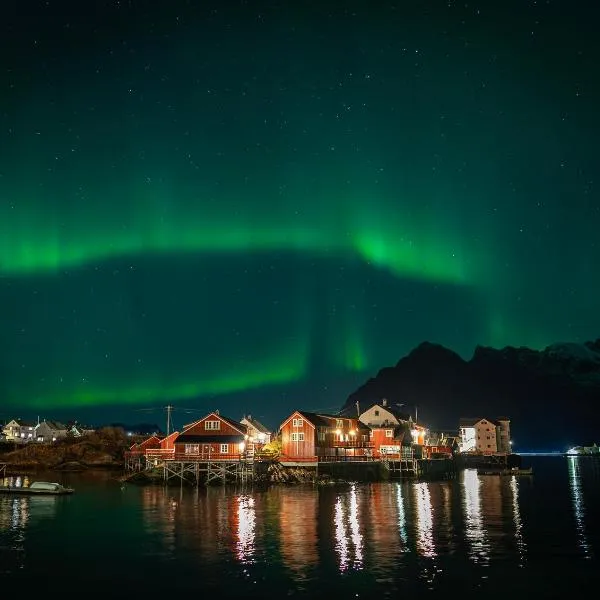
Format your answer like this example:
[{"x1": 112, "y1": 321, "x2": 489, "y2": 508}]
[{"x1": 340, "y1": 340, "x2": 600, "y2": 451}]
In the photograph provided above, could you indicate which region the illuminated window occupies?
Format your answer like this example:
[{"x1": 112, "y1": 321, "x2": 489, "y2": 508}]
[
  {"x1": 205, "y1": 420, "x2": 220, "y2": 430},
  {"x1": 220, "y1": 444, "x2": 228, "y2": 454},
  {"x1": 291, "y1": 432, "x2": 305, "y2": 442},
  {"x1": 292, "y1": 418, "x2": 303, "y2": 427},
  {"x1": 185, "y1": 444, "x2": 199, "y2": 455},
  {"x1": 336, "y1": 419, "x2": 343, "y2": 428}
]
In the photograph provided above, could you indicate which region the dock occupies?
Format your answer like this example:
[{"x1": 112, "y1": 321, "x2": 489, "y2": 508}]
[{"x1": 125, "y1": 452, "x2": 255, "y2": 486}]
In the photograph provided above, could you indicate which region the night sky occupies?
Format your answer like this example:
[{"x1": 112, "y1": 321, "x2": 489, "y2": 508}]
[{"x1": 1, "y1": 1, "x2": 598, "y2": 428}]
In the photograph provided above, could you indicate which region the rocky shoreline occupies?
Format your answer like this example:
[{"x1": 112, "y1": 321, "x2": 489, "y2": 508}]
[{"x1": 0, "y1": 430, "x2": 127, "y2": 473}]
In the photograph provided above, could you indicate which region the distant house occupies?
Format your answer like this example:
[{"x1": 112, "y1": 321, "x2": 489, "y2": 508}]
[
  {"x1": 36, "y1": 420, "x2": 68, "y2": 443},
  {"x1": 2, "y1": 419, "x2": 37, "y2": 443},
  {"x1": 240, "y1": 414, "x2": 272, "y2": 450},
  {"x1": 459, "y1": 417, "x2": 511, "y2": 454},
  {"x1": 279, "y1": 411, "x2": 372, "y2": 464},
  {"x1": 358, "y1": 399, "x2": 428, "y2": 452},
  {"x1": 174, "y1": 411, "x2": 247, "y2": 460},
  {"x1": 69, "y1": 423, "x2": 95, "y2": 437},
  {"x1": 358, "y1": 399, "x2": 411, "y2": 428}
]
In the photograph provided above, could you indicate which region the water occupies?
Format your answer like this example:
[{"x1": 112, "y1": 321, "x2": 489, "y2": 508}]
[{"x1": 1, "y1": 456, "x2": 598, "y2": 598}]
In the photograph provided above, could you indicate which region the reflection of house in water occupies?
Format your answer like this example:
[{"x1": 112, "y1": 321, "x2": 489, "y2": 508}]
[
  {"x1": 332, "y1": 484, "x2": 364, "y2": 572},
  {"x1": 365, "y1": 483, "x2": 404, "y2": 568},
  {"x1": 462, "y1": 469, "x2": 490, "y2": 564},
  {"x1": 139, "y1": 487, "x2": 260, "y2": 567},
  {"x1": 278, "y1": 487, "x2": 318, "y2": 579},
  {"x1": 414, "y1": 482, "x2": 435, "y2": 559}
]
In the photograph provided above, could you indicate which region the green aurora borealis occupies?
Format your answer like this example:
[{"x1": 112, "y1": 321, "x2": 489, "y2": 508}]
[{"x1": 1, "y1": 1, "x2": 598, "y2": 420}]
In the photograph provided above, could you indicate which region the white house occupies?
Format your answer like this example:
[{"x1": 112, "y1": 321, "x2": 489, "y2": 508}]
[
  {"x1": 35, "y1": 420, "x2": 68, "y2": 443},
  {"x1": 240, "y1": 415, "x2": 271, "y2": 446},
  {"x1": 459, "y1": 417, "x2": 511, "y2": 454},
  {"x1": 358, "y1": 399, "x2": 411, "y2": 427},
  {"x1": 2, "y1": 419, "x2": 37, "y2": 443}
]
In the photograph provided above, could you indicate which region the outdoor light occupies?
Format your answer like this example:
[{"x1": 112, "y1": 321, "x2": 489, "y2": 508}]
[
  {"x1": 335, "y1": 429, "x2": 341, "y2": 435},
  {"x1": 239, "y1": 442, "x2": 245, "y2": 452},
  {"x1": 349, "y1": 430, "x2": 356, "y2": 436}
]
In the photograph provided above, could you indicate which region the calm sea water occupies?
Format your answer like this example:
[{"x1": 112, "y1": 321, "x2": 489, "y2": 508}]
[{"x1": 1, "y1": 456, "x2": 598, "y2": 598}]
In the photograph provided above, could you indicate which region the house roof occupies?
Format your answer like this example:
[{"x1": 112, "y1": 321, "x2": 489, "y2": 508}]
[
  {"x1": 361, "y1": 402, "x2": 411, "y2": 422},
  {"x1": 242, "y1": 415, "x2": 271, "y2": 434},
  {"x1": 14, "y1": 419, "x2": 37, "y2": 427},
  {"x1": 41, "y1": 420, "x2": 67, "y2": 431},
  {"x1": 183, "y1": 412, "x2": 247, "y2": 435},
  {"x1": 459, "y1": 417, "x2": 501, "y2": 427},
  {"x1": 176, "y1": 434, "x2": 245, "y2": 444}
]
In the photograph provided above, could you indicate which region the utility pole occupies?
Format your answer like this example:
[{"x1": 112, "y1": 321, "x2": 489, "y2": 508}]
[{"x1": 166, "y1": 405, "x2": 173, "y2": 436}]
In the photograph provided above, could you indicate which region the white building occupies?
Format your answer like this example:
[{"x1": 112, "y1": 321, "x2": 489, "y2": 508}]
[
  {"x1": 35, "y1": 420, "x2": 68, "y2": 443},
  {"x1": 240, "y1": 415, "x2": 271, "y2": 446},
  {"x1": 2, "y1": 419, "x2": 37, "y2": 443},
  {"x1": 358, "y1": 399, "x2": 410, "y2": 428},
  {"x1": 459, "y1": 417, "x2": 511, "y2": 454}
]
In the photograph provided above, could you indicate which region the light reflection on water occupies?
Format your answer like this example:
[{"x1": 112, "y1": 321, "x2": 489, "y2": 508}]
[
  {"x1": 463, "y1": 468, "x2": 490, "y2": 565},
  {"x1": 333, "y1": 483, "x2": 364, "y2": 572},
  {"x1": 1, "y1": 458, "x2": 598, "y2": 594},
  {"x1": 568, "y1": 456, "x2": 592, "y2": 557}
]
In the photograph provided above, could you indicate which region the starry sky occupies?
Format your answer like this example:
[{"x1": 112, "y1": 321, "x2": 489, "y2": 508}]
[{"x1": 1, "y1": 0, "x2": 598, "y2": 428}]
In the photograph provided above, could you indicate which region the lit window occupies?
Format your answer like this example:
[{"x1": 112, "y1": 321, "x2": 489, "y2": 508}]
[
  {"x1": 220, "y1": 444, "x2": 228, "y2": 454},
  {"x1": 292, "y1": 418, "x2": 304, "y2": 428},
  {"x1": 205, "y1": 420, "x2": 220, "y2": 430},
  {"x1": 185, "y1": 444, "x2": 199, "y2": 455},
  {"x1": 291, "y1": 432, "x2": 305, "y2": 442}
]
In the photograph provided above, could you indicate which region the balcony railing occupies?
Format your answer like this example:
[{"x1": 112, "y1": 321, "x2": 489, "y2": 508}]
[{"x1": 330, "y1": 441, "x2": 374, "y2": 448}]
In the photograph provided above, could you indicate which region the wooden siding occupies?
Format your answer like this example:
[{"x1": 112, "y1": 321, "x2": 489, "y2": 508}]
[{"x1": 281, "y1": 412, "x2": 316, "y2": 459}]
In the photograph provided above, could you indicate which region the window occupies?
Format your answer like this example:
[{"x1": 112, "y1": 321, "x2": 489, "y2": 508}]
[
  {"x1": 374, "y1": 410, "x2": 380, "y2": 416},
  {"x1": 205, "y1": 420, "x2": 220, "y2": 430},
  {"x1": 220, "y1": 444, "x2": 228, "y2": 454},
  {"x1": 318, "y1": 432, "x2": 326, "y2": 441},
  {"x1": 291, "y1": 432, "x2": 305, "y2": 442},
  {"x1": 385, "y1": 430, "x2": 393, "y2": 438},
  {"x1": 292, "y1": 418, "x2": 304, "y2": 428},
  {"x1": 336, "y1": 419, "x2": 343, "y2": 428},
  {"x1": 185, "y1": 444, "x2": 199, "y2": 455}
]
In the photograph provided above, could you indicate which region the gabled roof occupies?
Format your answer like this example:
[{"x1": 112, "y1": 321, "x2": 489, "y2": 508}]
[
  {"x1": 183, "y1": 412, "x2": 246, "y2": 436},
  {"x1": 41, "y1": 420, "x2": 67, "y2": 431},
  {"x1": 459, "y1": 417, "x2": 500, "y2": 427},
  {"x1": 360, "y1": 401, "x2": 411, "y2": 422},
  {"x1": 242, "y1": 415, "x2": 271, "y2": 434}
]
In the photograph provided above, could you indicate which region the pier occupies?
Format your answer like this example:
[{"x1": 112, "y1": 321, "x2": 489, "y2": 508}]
[{"x1": 125, "y1": 451, "x2": 255, "y2": 486}]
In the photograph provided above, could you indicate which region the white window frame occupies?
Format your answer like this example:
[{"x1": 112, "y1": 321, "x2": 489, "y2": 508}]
[
  {"x1": 291, "y1": 432, "x2": 305, "y2": 442},
  {"x1": 220, "y1": 443, "x2": 228, "y2": 454},
  {"x1": 385, "y1": 429, "x2": 393, "y2": 438},
  {"x1": 292, "y1": 418, "x2": 303, "y2": 428},
  {"x1": 185, "y1": 444, "x2": 199, "y2": 455},
  {"x1": 205, "y1": 420, "x2": 220, "y2": 430}
]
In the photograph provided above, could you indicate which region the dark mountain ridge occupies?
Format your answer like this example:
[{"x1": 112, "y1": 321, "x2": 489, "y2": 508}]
[{"x1": 341, "y1": 340, "x2": 600, "y2": 451}]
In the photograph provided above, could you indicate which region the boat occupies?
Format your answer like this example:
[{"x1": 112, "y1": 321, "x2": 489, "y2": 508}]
[{"x1": 0, "y1": 481, "x2": 74, "y2": 495}]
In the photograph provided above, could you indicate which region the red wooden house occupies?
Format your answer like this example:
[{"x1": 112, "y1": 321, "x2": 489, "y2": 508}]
[
  {"x1": 173, "y1": 411, "x2": 247, "y2": 460},
  {"x1": 279, "y1": 411, "x2": 372, "y2": 464}
]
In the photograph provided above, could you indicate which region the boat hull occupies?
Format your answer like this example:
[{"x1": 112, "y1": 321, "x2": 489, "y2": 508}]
[{"x1": 0, "y1": 487, "x2": 74, "y2": 495}]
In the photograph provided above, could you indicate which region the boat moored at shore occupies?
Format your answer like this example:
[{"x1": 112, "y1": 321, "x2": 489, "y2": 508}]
[{"x1": 0, "y1": 481, "x2": 74, "y2": 495}]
